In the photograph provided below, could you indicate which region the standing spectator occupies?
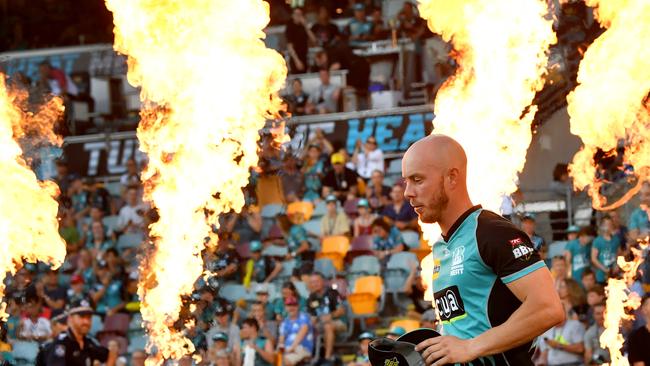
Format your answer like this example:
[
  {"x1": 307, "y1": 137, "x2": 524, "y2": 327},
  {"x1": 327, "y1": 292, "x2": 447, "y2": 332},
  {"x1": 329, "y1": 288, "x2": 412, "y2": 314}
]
[
  {"x1": 90, "y1": 264, "x2": 125, "y2": 317},
  {"x1": 628, "y1": 181, "x2": 650, "y2": 241},
  {"x1": 591, "y1": 215, "x2": 622, "y2": 284},
  {"x1": 280, "y1": 155, "x2": 304, "y2": 202},
  {"x1": 119, "y1": 158, "x2": 140, "y2": 195},
  {"x1": 311, "y1": 6, "x2": 340, "y2": 47},
  {"x1": 366, "y1": 169, "x2": 391, "y2": 211},
  {"x1": 279, "y1": 296, "x2": 314, "y2": 366},
  {"x1": 628, "y1": 294, "x2": 650, "y2": 365},
  {"x1": 18, "y1": 299, "x2": 51, "y2": 342},
  {"x1": 309, "y1": 69, "x2": 341, "y2": 114},
  {"x1": 520, "y1": 214, "x2": 546, "y2": 251},
  {"x1": 242, "y1": 241, "x2": 283, "y2": 287},
  {"x1": 352, "y1": 136, "x2": 384, "y2": 180},
  {"x1": 353, "y1": 198, "x2": 376, "y2": 236},
  {"x1": 307, "y1": 272, "x2": 346, "y2": 363},
  {"x1": 273, "y1": 281, "x2": 307, "y2": 321},
  {"x1": 381, "y1": 184, "x2": 418, "y2": 231},
  {"x1": 370, "y1": 8, "x2": 390, "y2": 40},
  {"x1": 583, "y1": 302, "x2": 609, "y2": 365},
  {"x1": 206, "y1": 303, "x2": 241, "y2": 358},
  {"x1": 539, "y1": 303, "x2": 586, "y2": 366},
  {"x1": 285, "y1": 8, "x2": 316, "y2": 74},
  {"x1": 240, "y1": 318, "x2": 276, "y2": 366},
  {"x1": 320, "y1": 194, "x2": 351, "y2": 236},
  {"x1": 371, "y1": 217, "x2": 406, "y2": 263},
  {"x1": 347, "y1": 3, "x2": 372, "y2": 45},
  {"x1": 36, "y1": 270, "x2": 67, "y2": 316},
  {"x1": 115, "y1": 187, "x2": 146, "y2": 235},
  {"x1": 607, "y1": 210, "x2": 628, "y2": 248},
  {"x1": 347, "y1": 332, "x2": 373, "y2": 366},
  {"x1": 580, "y1": 268, "x2": 597, "y2": 292},
  {"x1": 301, "y1": 144, "x2": 326, "y2": 201},
  {"x1": 284, "y1": 79, "x2": 313, "y2": 116},
  {"x1": 564, "y1": 227, "x2": 593, "y2": 280},
  {"x1": 322, "y1": 153, "x2": 358, "y2": 202}
]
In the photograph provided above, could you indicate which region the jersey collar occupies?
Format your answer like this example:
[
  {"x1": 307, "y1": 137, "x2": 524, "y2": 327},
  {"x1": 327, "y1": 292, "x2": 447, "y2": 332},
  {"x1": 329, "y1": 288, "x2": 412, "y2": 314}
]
[{"x1": 441, "y1": 205, "x2": 482, "y2": 242}]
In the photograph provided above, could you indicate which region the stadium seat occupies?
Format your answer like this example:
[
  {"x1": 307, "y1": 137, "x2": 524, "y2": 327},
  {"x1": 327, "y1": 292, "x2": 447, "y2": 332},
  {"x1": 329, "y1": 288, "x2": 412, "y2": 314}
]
[
  {"x1": 261, "y1": 203, "x2": 285, "y2": 219},
  {"x1": 347, "y1": 255, "x2": 381, "y2": 286},
  {"x1": 262, "y1": 244, "x2": 288, "y2": 258},
  {"x1": 303, "y1": 218, "x2": 322, "y2": 237},
  {"x1": 548, "y1": 241, "x2": 568, "y2": 258},
  {"x1": 117, "y1": 233, "x2": 144, "y2": 250},
  {"x1": 101, "y1": 313, "x2": 130, "y2": 335},
  {"x1": 312, "y1": 200, "x2": 327, "y2": 218},
  {"x1": 401, "y1": 230, "x2": 421, "y2": 250},
  {"x1": 317, "y1": 235, "x2": 350, "y2": 270},
  {"x1": 128, "y1": 333, "x2": 149, "y2": 354},
  {"x1": 345, "y1": 276, "x2": 385, "y2": 338},
  {"x1": 345, "y1": 235, "x2": 374, "y2": 264},
  {"x1": 314, "y1": 258, "x2": 337, "y2": 279},
  {"x1": 219, "y1": 283, "x2": 249, "y2": 304},
  {"x1": 384, "y1": 252, "x2": 418, "y2": 310},
  {"x1": 287, "y1": 201, "x2": 314, "y2": 221},
  {"x1": 104, "y1": 182, "x2": 122, "y2": 197},
  {"x1": 389, "y1": 319, "x2": 420, "y2": 333},
  {"x1": 330, "y1": 277, "x2": 349, "y2": 299},
  {"x1": 275, "y1": 259, "x2": 297, "y2": 284},
  {"x1": 102, "y1": 215, "x2": 119, "y2": 232},
  {"x1": 387, "y1": 252, "x2": 418, "y2": 269},
  {"x1": 129, "y1": 312, "x2": 144, "y2": 333},
  {"x1": 11, "y1": 341, "x2": 39, "y2": 365}
]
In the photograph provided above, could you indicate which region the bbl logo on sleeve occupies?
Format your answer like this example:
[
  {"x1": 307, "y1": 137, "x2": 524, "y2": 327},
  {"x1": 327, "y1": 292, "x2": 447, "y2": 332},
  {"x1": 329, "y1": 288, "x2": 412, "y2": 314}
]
[
  {"x1": 509, "y1": 238, "x2": 534, "y2": 261},
  {"x1": 434, "y1": 285, "x2": 466, "y2": 323}
]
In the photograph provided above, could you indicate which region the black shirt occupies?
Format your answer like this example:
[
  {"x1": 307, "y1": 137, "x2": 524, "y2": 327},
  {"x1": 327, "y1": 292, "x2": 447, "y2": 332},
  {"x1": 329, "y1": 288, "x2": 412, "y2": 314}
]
[
  {"x1": 628, "y1": 325, "x2": 650, "y2": 365},
  {"x1": 285, "y1": 21, "x2": 308, "y2": 65},
  {"x1": 311, "y1": 22, "x2": 339, "y2": 46},
  {"x1": 322, "y1": 168, "x2": 358, "y2": 195},
  {"x1": 307, "y1": 288, "x2": 341, "y2": 317},
  {"x1": 42, "y1": 330, "x2": 109, "y2": 366}
]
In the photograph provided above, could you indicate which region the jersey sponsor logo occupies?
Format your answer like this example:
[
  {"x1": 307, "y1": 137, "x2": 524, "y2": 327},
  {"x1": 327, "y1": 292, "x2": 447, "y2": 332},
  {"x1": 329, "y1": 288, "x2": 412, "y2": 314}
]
[
  {"x1": 509, "y1": 238, "x2": 534, "y2": 261},
  {"x1": 384, "y1": 357, "x2": 399, "y2": 366},
  {"x1": 434, "y1": 285, "x2": 466, "y2": 323},
  {"x1": 55, "y1": 344, "x2": 65, "y2": 357},
  {"x1": 432, "y1": 258, "x2": 441, "y2": 280},
  {"x1": 450, "y1": 246, "x2": 464, "y2": 276}
]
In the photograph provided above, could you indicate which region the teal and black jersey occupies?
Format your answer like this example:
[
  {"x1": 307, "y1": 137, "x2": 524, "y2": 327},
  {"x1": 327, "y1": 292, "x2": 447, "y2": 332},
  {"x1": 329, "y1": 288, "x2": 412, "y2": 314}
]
[{"x1": 432, "y1": 205, "x2": 546, "y2": 366}]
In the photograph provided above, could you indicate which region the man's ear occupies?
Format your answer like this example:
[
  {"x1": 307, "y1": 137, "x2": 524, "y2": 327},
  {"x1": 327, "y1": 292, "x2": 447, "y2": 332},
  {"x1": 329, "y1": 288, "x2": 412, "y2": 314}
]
[{"x1": 447, "y1": 167, "x2": 461, "y2": 188}]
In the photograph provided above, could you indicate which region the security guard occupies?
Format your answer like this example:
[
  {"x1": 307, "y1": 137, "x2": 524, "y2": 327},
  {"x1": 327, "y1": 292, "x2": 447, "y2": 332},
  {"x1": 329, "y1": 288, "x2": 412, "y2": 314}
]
[{"x1": 42, "y1": 299, "x2": 114, "y2": 365}]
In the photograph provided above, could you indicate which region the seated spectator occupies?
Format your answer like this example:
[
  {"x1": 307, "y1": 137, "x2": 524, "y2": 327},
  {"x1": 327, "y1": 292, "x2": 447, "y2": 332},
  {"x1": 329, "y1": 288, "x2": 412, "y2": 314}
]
[
  {"x1": 347, "y1": 331, "x2": 373, "y2": 366},
  {"x1": 386, "y1": 326, "x2": 406, "y2": 340},
  {"x1": 540, "y1": 303, "x2": 586, "y2": 366},
  {"x1": 243, "y1": 241, "x2": 283, "y2": 287},
  {"x1": 321, "y1": 194, "x2": 351, "y2": 236},
  {"x1": 583, "y1": 302, "x2": 609, "y2": 365},
  {"x1": 223, "y1": 205, "x2": 262, "y2": 244},
  {"x1": 627, "y1": 294, "x2": 650, "y2": 365},
  {"x1": 250, "y1": 299, "x2": 278, "y2": 345},
  {"x1": 403, "y1": 261, "x2": 429, "y2": 314},
  {"x1": 280, "y1": 155, "x2": 304, "y2": 202},
  {"x1": 581, "y1": 268, "x2": 597, "y2": 292},
  {"x1": 240, "y1": 318, "x2": 276, "y2": 366},
  {"x1": 35, "y1": 269, "x2": 66, "y2": 316},
  {"x1": 66, "y1": 274, "x2": 88, "y2": 307},
  {"x1": 208, "y1": 240, "x2": 241, "y2": 284},
  {"x1": 520, "y1": 214, "x2": 545, "y2": 251},
  {"x1": 18, "y1": 299, "x2": 51, "y2": 342},
  {"x1": 352, "y1": 136, "x2": 384, "y2": 180},
  {"x1": 131, "y1": 350, "x2": 147, "y2": 366},
  {"x1": 366, "y1": 169, "x2": 391, "y2": 211},
  {"x1": 309, "y1": 70, "x2": 341, "y2": 114},
  {"x1": 627, "y1": 181, "x2": 650, "y2": 241},
  {"x1": 279, "y1": 296, "x2": 314, "y2": 366},
  {"x1": 371, "y1": 217, "x2": 406, "y2": 263},
  {"x1": 90, "y1": 263, "x2": 125, "y2": 316},
  {"x1": 301, "y1": 144, "x2": 326, "y2": 201},
  {"x1": 607, "y1": 210, "x2": 628, "y2": 247},
  {"x1": 307, "y1": 272, "x2": 346, "y2": 363},
  {"x1": 370, "y1": 8, "x2": 390, "y2": 40},
  {"x1": 566, "y1": 225, "x2": 581, "y2": 241},
  {"x1": 119, "y1": 158, "x2": 141, "y2": 195},
  {"x1": 273, "y1": 281, "x2": 307, "y2": 321},
  {"x1": 354, "y1": 198, "x2": 376, "y2": 236},
  {"x1": 207, "y1": 302, "x2": 241, "y2": 358},
  {"x1": 86, "y1": 221, "x2": 115, "y2": 254},
  {"x1": 311, "y1": 6, "x2": 340, "y2": 47},
  {"x1": 381, "y1": 184, "x2": 418, "y2": 231},
  {"x1": 591, "y1": 215, "x2": 622, "y2": 284},
  {"x1": 74, "y1": 249, "x2": 96, "y2": 287},
  {"x1": 274, "y1": 213, "x2": 312, "y2": 264},
  {"x1": 347, "y1": 3, "x2": 372, "y2": 45},
  {"x1": 284, "y1": 79, "x2": 313, "y2": 116},
  {"x1": 564, "y1": 227, "x2": 594, "y2": 281},
  {"x1": 322, "y1": 153, "x2": 359, "y2": 202},
  {"x1": 115, "y1": 187, "x2": 147, "y2": 235},
  {"x1": 59, "y1": 211, "x2": 81, "y2": 252},
  {"x1": 254, "y1": 284, "x2": 276, "y2": 321}
]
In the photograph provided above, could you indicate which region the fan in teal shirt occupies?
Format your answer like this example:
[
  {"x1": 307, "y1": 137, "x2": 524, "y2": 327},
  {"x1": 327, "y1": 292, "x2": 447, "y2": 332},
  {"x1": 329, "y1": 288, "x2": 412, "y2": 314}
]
[
  {"x1": 591, "y1": 217, "x2": 621, "y2": 283},
  {"x1": 563, "y1": 229, "x2": 592, "y2": 280}
]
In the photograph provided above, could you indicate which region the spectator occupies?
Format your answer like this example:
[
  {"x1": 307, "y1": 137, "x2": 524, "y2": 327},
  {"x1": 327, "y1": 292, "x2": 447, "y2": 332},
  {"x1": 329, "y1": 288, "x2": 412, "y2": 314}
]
[
  {"x1": 250, "y1": 299, "x2": 278, "y2": 345},
  {"x1": 68, "y1": 177, "x2": 89, "y2": 219},
  {"x1": 347, "y1": 331, "x2": 373, "y2": 366},
  {"x1": 381, "y1": 184, "x2": 418, "y2": 231},
  {"x1": 353, "y1": 198, "x2": 376, "y2": 236},
  {"x1": 212, "y1": 331, "x2": 229, "y2": 352},
  {"x1": 275, "y1": 213, "x2": 312, "y2": 264},
  {"x1": 35, "y1": 269, "x2": 66, "y2": 316},
  {"x1": 520, "y1": 214, "x2": 546, "y2": 251},
  {"x1": 370, "y1": 8, "x2": 390, "y2": 40},
  {"x1": 223, "y1": 205, "x2": 262, "y2": 244},
  {"x1": 628, "y1": 181, "x2": 650, "y2": 241},
  {"x1": 628, "y1": 294, "x2": 650, "y2": 365},
  {"x1": 36, "y1": 61, "x2": 77, "y2": 97},
  {"x1": 208, "y1": 240, "x2": 240, "y2": 284},
  {"x1": 371, "y1": 217, "x2": 406, "y2": 263},
  {"x1": 131, "y1": 350, "x2": 147, "y2": 366},
  {"x1": 284, "y1": 79, "x2": 313, "y2": 116},
  {"x1": 347, "y1": 3, "x2": 372, "y2": 45},
  {"x1": 186, "y1": 321, "x2": 208, "y2": 354},
  {"x1": 66, "y1": 274, "x2": 88, "y2": 306},
  {"x1": 206, "y1": 303, "x2": 241, "y2": 358},
  {"x1": 549, "y1": 163, "x2": 572, "y2": 241},
  {"x1": 280, "y1": 155, "x2": 304, "y2": 202},
  {"x1": 403, "y1": 261, "x2": 430, "y2": 314},
  {"x1": 273, "y1": 281, "x2": 307, "y2": 321},
  {"x1": 366, "y1": 169, "x2": 391, "y2": 211},
  {"x1": 591, "y1": 215, "x2": 622, "y2": 284},
  {"x1": 119, "y1": 158, "x2": 140, "y2": 195},
  {"x1": 307, "y1": 272, "x2": 346, "y2": 362},
  {"x1": 564, "y1": 227, "x2": 593, "y2": 280},
  {"x1": 18, "y1": 299, "x2": 51, "y2": 342},
  {"x1": 90, "y1": 263, "x2": 125, "y2": 317},
  {"x1": 585, "y1": 285, "x2": 605, "y2": 325},
  {"x1": 386, "y1": 326, "x2": 406, "y2": 340},
  {"x1": 212, "y1": 349, "x2": 232, "y2": 366},
  {"x1": 321, "y1": 194, "x2": 351, "y2": 236},
  {"x1": 301, "y1": 144, "x2": 326, "y2": 201},
  {"x1": 59, "y1": 211, "x2": 81, "y2": 252},
  {"x1": 285, "y1": 8, "x2": 316, "y2": 74},
  {"x1": 86, "y1": 221, "x2": 114, "y2": 254},
  {"x1": 115, "y1": 187, "x2": 146, "y2": 235},
  {"x1": 540, "y1": 303, "x2": 586, "y2": 366},
  {"x1": 279, "y1": 296, "x2": 314, "y2": 366},
  {"x1": 557, "y1": 278, "x2": 587, "y2": 318},
  {"x1": 309, "y1": 69, "x2": 341, "y2": 114},
  {"x1": 311, "y1": 6, "x2": 340, "y2": 47},
  {"x1": 49, "y1": 312, "x2": 68, "y2": 339},
  {"x1": 85, "y1": 178, "x2": 112, "y2": 216},
  {"x1": 352, "y1": 136, "x2": 384, "y2": 180},
  {"x1": 580, "y1": 268, "x2": 597, "y2": 292},
  {"x1": 303, "y1": 128, "x2": 335, "y2": 158},
  {"x1": 566, "y1": 225, "x2": 580, "y2": 241},
  {"x1": 397, "y1": 2, "x2": 427, "y2": 41},
  {"x1": 243, "y1": 241, "x2": 283, "y2": 287},
  {"x1": 607, "y1": 210, "x2": 628, "y2": 249},
  {"x1": 551, "y1": 255, "x2": 568, "y2": 283},
  {"x1": 240, "y1": 318, "x2": 276, "y2": 366},
  {"x1": 322, "y1": 153, "x2": 359, "y2": 202},
  {"x1": 254, "y1": 284, "x2": 276, "y2": 321}
]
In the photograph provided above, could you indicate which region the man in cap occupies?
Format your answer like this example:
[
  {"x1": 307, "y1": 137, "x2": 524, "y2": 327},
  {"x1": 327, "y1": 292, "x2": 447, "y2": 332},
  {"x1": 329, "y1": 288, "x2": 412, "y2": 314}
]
[
  {"x1": 403, "y1": 135, "x2": 564, "y2": 365},
  {"x1": 321, "y1": 194, "x2": 351, "y2": 236},
  {"x1": 347, "y1": 331, "x2": 374, "y2": 366},
  {"x1": 386, "y1": 326, "x2": 406, "y2": 340},
  {"x1": 322, "y1": 152, "x2": 359, "y2": 202},
  {"x1": 206, "y1": 300, "x2": 241, "y2": 359},
  {"x1": 35, "y1": 313, "x2": 67, "y2": 366},
  {"x1": 42, "y1": 298, "x2": 118, "y2": 365},
  {"x1": 243, "y1": 240, "x2": 282, "y2": 287},
  {"x1": 279, "y1": 296, "x2": 314, "y2": 366}
]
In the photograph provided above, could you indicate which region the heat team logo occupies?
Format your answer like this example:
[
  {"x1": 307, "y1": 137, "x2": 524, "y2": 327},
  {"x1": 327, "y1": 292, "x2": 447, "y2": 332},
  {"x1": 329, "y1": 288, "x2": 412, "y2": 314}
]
[
  {"x1": 510, "y1": 238, "x2": 534, "y2": 261},
  {"x1": 434, "y1": 285, "x2": 466, "y2": 323}
]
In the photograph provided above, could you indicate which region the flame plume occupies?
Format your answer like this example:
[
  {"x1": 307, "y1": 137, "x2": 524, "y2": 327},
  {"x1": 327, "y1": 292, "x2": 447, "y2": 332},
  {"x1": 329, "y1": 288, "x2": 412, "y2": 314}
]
[
  {"x1": 601, "y1": 239, "x2": 647, "y2": 366},
  {"x1": 417, "y1": 0, "x2": 556, "y2": 298},
  {"x1": 567, "y1": 0, "x2": 650, "y2": 210},
  {"x1": 0, "y1": 76, "x2": 66, "y2": 318},
  {"x1": 105, "y1": 0, "x2": 286, "y2": 362}
]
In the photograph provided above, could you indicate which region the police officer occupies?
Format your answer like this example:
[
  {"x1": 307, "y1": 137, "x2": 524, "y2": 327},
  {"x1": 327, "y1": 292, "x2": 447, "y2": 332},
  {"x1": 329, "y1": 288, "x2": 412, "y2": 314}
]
[
  {"x1": 35, "y1": 312, "x2": 68, "y2": 366},
  {"x1": 43, "y1": 298, "x2": 117, "y2": 365}
]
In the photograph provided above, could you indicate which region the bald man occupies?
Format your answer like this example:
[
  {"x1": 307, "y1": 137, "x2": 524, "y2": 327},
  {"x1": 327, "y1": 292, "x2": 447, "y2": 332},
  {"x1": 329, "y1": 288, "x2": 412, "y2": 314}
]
[{"x1": 404, "y1": 135, "x2": 564, "y2": 366}]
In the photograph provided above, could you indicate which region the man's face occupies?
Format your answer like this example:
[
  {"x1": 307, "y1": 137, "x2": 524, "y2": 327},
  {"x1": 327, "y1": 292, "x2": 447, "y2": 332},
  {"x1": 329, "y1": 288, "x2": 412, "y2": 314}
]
[
  {"x1": 371, "y1": 225, "x2": 388, "y2": 239},
  {"x1": 131, "y1": 351, "x2": 147, "y2": 366},
  {"x1": 292, "y1": 9, "x2": 303, "y2": 23},
  {"x1": 319, "y1": 70, "x2": 330, "y2": 85},
  {"x1": 69, "y1": 313, "x2": 92, "y2": 336},
  {"x1": 90, "y1": 207, "x2": 103, "y2": 221},
  {"x1": 579, "y1": 234, "x2": 592, "y2": 245},
  {"x1": 582, "y1": 274, "x2": 596, "y2": 291},
  {"x1": 286, "y1": 303, "x2": 298, "y2": 317},
  {"x1": 587, "y1": 290, "x2": 604, "y2": 306},
  {"x1": 593, "y1": 305, "x2": 605, "y2": 326},
  {"x1": 127, "y1": 189, "x2": 138, "y2": 205},
  {"x1": 292, "y1": 80, "x2": 302, "y2": 94},
  {"x1": 91, "y1": 222, "x2": 104, "y2": 239},
  {"x1": 326, "y1": 201, "x2": 337, "y2": 214},
  {"x1": 127, "y1": 159, "x2": 137, "y2": 174},
  {"x1": 390, "y1": 185, "x2": 405, "y2": 204},
  {"x1": 318, "y1": 7, "x2": 329, "y2": 23},
  {"x1": 551, "y1": 258, "x2": 567, "y2": 278},
  {"x1": 52, "y1": 322, "x2": 67, "y2": 336},
  {"x1": 354, "y1": 9, "x2": 365, "y2": 21},
  {"x1": 216, "y1": 313, "x2": 229, "y2": 326},
  {"x1": 600, "y1": 218, "x2": 613, "y2": 234},
  {"x1": 403, "y1": 161, "x2": 449, "y2": 225},
  {"x1": 251, "y1": 304, "x2": 264, "y2": 319},
  {"x1": 371, "y1": 171, "x2": 384, "y2": 186},
  {"x1": 609, "y1": 211, "x2": 621, "y2": 226},
  {"x1": 256, "y1": 292, "x2": 269, "y2": 304},
  {"x1": 567, "y1": 232, "x2": 578, "y2": 241},
  {"x1": 333, "y1": 163, "x2": 344, "y2": 174},
  {"x1": 308, "y1": 275, "x2": 324, "y2": 293},
  {"x1": 45, "y1": 272, "x2": 58, "y2": 287}
]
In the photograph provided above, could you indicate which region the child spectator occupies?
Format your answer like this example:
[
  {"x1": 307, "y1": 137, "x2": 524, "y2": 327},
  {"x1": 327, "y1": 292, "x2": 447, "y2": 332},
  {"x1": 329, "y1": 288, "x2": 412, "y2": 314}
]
[
  {"x1": 347, "y1": 331, "x2": 373, "y2": 366},
  {"x1": 320, "y1": 194, "x2": 351, "y2": 236},
  {"x1": 353, "y1": 198, "x2": 376, "y2": 236},
  {"x1": 371, "y1": 217, "x2": 406, "y2": 264},
  {"x1": 564, "y1": 227, "x2": 594, "y2": 280}
]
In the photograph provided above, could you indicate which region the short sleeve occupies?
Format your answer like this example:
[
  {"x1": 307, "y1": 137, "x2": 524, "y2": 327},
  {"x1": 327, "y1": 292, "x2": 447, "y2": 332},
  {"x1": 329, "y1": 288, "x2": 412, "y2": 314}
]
[{"x1": 476, "y1": 211, "x2": 545, "y2": 284}]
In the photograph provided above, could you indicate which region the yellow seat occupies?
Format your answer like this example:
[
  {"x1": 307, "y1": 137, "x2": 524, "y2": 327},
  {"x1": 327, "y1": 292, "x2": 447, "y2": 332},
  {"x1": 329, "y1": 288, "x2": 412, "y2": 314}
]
[
  {"x1": 348, "y1": 275, "x2": 383, "y2": 315},
  {"x1": 318, "y1": 235, "x2": 350, "y2": 270},
  {"x1": 390, "y1": 319, "x2": 420, "y2": 333},
  {"x1": 287, "y1": 201, "x2": 314, "y2": 221}
]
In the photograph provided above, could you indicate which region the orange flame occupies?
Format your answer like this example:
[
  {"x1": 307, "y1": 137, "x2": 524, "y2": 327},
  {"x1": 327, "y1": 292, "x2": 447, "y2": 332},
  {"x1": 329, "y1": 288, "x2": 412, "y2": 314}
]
[
  {"x1": 105, "y1": 0, "x2": 286, "y2": 363},
  {"x1": 600, "y1": 239, "x2": 647, "y2": 366},
  {"x1": 567, "y1": 0, "x2": 650, "y2": 210},
  {"x1": 417, "y1": 0, "x2": 556, "y2": 300},
  {"x1": 0, "y1": 76, "x2": 66, "y2": 319}
]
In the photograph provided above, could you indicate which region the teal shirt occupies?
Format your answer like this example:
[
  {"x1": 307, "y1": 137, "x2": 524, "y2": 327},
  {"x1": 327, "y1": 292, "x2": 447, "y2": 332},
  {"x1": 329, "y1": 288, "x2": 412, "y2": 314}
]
[
  {"x1": 564, "y1": 239, "x2": 591, "y2": 280},
  {"x1": 241, "y1": 336, "x2": 272, "y2": 366},
  {"x1": 592, "y1": 235, "x2": 621, "y2": 283},
  {"x1": 628, "y1": 207, "x2": 649, "y2": 232},
  {"x1": 432, "y1": 206, "x2": 544, "y2": 365}
]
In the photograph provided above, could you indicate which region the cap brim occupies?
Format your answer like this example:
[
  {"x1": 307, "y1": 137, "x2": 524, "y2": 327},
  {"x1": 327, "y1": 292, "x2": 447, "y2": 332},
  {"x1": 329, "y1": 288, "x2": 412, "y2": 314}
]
[{"x1": 396, "y1": 328, "x2": 440, "y2": 345}]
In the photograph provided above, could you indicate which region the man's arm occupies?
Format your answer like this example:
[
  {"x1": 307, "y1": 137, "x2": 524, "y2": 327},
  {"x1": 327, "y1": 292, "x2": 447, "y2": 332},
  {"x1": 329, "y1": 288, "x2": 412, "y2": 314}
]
[
  {"x1": 591, "y1": 246, "x2": 608, "y2": 273},
  {"x1": 564, "y1": 250, "x2": 573, "y2": 278}
]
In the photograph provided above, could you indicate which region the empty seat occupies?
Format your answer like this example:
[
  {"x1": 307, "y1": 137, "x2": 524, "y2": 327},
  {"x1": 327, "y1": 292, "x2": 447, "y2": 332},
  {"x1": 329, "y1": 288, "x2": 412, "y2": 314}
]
[
  {"x1": 117, "y1": 233, "x2": 143, "y2": 250},
  {"x1": 303, "y1": 218, "x2": 322, "y2": 237},
  {"x1": 236, "y1": 241, "x2": 252, "y2": 259},
  {"x1": 401, "y1": 230, "x2": 421, "y2": 250},
  {"x1": 348, "y1": 255, "x2": 381, "y2": 283},
  {"x1": 275, "y1": 259, "x2": 297, "y2": 284},
  {"x1": 261, "y1": 203, "x2": 284, "y2": 219},
  {"x1": 346, "y1": 235, "x2": 374, "y2": 263},
  {"x1": 219, "y1": 283, "x2": 249, "y2": 303},
  {"x1": 262, "y1": 244, "x2": 288, "y2": 258},
  {"x1": 11, "y1": 341, "x2": 39, "y2": 364},
  {"x1": 317, "y1": 235, "x2": 350, "y2": 270},
  {"x1": 343, "y1": 198, "x2": 359, "y2": 218},
  {"x1": 287, "y1": 201, "x2": 314, "y2": 221},
  {"x1": 314, "y1": 258, "x2": 337, "y2": 279},
  {"x1": 102, "y1": 313, "x2": 130, "y2": 335},
  {"x1": 347, "y1": 276, "x2": 384, "y2": 315}
]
